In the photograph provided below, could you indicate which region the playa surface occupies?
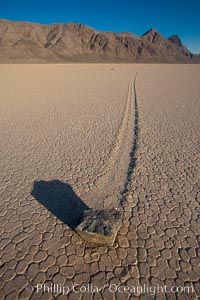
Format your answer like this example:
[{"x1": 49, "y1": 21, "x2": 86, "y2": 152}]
[{"x1": 0, "y1": 64, "x2": 199, "y2": 299}]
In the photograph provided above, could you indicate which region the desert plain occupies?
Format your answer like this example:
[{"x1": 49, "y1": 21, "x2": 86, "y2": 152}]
[{"x1": 0, "y1": 64, "x2": 200, "y2": 299}]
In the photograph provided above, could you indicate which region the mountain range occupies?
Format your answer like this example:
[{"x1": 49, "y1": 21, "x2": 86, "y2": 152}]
[{"x1": 0, "y1": 19, "x2": 199, "y2": 63}]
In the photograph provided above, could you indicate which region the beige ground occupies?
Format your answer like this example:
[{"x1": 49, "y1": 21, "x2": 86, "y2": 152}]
[{"x1": 0, "y1": 64, "x2": 199, "y2": 300}]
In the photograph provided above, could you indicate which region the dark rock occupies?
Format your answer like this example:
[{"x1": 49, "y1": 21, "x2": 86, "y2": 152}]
[
  {"x1": 168, "y1": 35, "x2": 183, "y2": 47},
  {"x1": 75, "y1": 207, "x2": 122, "y2": 246}
]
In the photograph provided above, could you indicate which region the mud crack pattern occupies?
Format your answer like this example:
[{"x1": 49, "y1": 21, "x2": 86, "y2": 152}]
[{"x1": 0, "y1": 64, "x2": 200, "y2": 300}]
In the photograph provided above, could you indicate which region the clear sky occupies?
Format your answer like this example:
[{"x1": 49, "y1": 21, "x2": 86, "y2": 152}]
[{"x1": 0, "y1": 0, "x2": 200, "y2": 53}]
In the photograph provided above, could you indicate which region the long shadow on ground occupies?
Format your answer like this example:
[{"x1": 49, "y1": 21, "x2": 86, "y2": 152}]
[{"x1": 31, "y1": 180, "x2": 89, "y2": 229}]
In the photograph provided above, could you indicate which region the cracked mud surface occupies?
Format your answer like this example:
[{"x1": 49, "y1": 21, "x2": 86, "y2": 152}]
[{"x1": 0, "y1": 64, "x2": 200, "y2": 299}]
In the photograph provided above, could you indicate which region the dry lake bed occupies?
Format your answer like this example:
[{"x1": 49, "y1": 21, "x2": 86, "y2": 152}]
[{"x1": 0, "y1": 64, "x2": 200, "y2": 299}]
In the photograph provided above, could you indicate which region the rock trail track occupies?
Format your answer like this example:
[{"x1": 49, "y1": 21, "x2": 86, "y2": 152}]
[
  {"x1": 86, "y1": 73, "x2": 137, "y2": 209},
  {"x1": 120, "y1": 72, "x2": 139, "y2": 206},
  {"x1": 0, "y1": 64, "x2": 200, "y2": 300}
]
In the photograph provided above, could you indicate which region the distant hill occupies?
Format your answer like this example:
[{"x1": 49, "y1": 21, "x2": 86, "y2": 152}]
[{"x1": 0, "y1": 19, "x2": 199, "y2": 63}]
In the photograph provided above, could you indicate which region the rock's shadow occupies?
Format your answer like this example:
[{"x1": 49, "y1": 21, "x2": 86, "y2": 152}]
[{"x1": 31, "y1": 180, "x2": 89, "y2": 229}]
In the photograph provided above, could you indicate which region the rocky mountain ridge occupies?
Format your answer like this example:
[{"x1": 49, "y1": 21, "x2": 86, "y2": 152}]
[{"x1": 0, "y1": 19, "x2": 199, "y2": 63}]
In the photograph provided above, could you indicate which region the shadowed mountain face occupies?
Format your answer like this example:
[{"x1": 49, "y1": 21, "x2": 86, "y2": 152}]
[{"x1": 0, "y1": 19, "x2": 199, "y2": 63}]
